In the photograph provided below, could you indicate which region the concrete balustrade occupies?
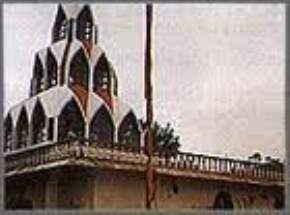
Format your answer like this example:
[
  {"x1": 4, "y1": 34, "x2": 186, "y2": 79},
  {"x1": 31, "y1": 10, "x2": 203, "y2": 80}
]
[{"x1": 4, "y1": 139, "x2": 284, "y2": 183}]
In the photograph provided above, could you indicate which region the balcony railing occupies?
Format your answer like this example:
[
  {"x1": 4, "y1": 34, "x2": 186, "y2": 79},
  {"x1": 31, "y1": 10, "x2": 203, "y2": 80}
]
[{"x1": 4, "y1": 139, "x2": 284, "y2": 183}]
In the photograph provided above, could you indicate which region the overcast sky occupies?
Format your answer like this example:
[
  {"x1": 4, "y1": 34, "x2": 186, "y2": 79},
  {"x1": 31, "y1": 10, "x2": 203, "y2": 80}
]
[{"x1": 4, "y1": 3, "x2": 285, "y2": 160}]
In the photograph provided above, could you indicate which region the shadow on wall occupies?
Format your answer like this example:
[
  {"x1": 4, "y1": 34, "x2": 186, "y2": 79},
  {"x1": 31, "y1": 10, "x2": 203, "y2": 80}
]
[
  {"x1": 212, "y1": 191, "x2": 234, "y2": 209},
  {"x1": 6, "y1": 198, "x2": 33, "y2": 210}
]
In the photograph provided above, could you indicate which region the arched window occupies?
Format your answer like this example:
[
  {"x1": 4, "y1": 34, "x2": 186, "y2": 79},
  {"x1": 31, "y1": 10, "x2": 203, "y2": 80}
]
[
  {"x1": 4, "y1": 114, "x2": 13, "y2": 152},
  {"x1": 213, "y1": 192, "x2": 234, "y2": 209},
  {"x1": 118, "y1": 111, "x2": 140, "y2": 147},
  {"x1": 46, "y1": 49, "x2": 58, "y2": 88},
  {"x1": 52, "y1": 5, "x2": 67, "y2": 42},
  {"x1": 33, "y1": 55, "x2": 45, "y2": 95},
  {"x1": 58, "y1": 99, "x2": 85, "y2": 141},
  {"x1": 15, "y1": 108, "x2": 29, "y2": 149},
  {"x1": 31, "y1": 101, "x2": 46, "y2": 145},
  {"x1": 76, "y1": 6, "x2": 93, "y2": 42},
  {"x1": 89, "y1": 105, "x2": 114, "y2": 143},
  {"x1": 93, "y1": 54, "x2": 111, "y2": 92},
  {"x1": 69, "y1": 49, "x2": 89, "y2": 91}
]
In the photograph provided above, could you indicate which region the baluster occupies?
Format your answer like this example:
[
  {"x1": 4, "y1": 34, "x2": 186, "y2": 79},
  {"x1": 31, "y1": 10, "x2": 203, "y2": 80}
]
[
  {"x1": 200, "y1": 156, "x2": 204, "y2": 171},
  {"x1": 219, "y1": 159, "x2": 223, "y2": 173},
  {"x1": 182, "y1": 154, "x2": 186, "y2": 169},
  {"x1": 181, "y1": 154, "x2": 186, "y2": 169},
  {"x1": 186, "y1": 154, "x2": 191, "y2": 169},
  {"x1": 197, "y1": 155, "x2": 201, "y2": 171},
  {"x1": 214, "y1": 158, "x2": 218, "y2": 172},
  {"x1": 269, "y1": 169, "x2": 273, "y2": 180},
  {"x1": 174, "y1": 154, "x2": 179, "y2": 168},
  {"x1": 265, "y1": 166, "x2": 269, "y2": 180},
  {"x1": 207, "y1": 157, "x2": 211, "y2": 172},
  {"x1": 176, "y1": 154, "x2": 180, "y2": 168},
  {"x1": 224, "y1": 159, "x2": 228, "y2": 173},
  {"x1": 189, "y1": 155, "x2": 194, "y2": 170},
  {"x1": 232, "y1": 161, "x2": 236, "y2": 176},
  {"x1": 251, "y1": 163, "x2": 256, "y2": 178},
  {"x1": 202, "y1": 156, "x2": 207, "y2": 171},
  {"x1": 260, "y1": 166, "x2": 264, "y2": 179},
  {"x1": 234, "y1": 161, "x2": 238, "y2": 176},
  {"x1": 274, "y1": 169, "x2": 278, "y2": 181},
  {"x1": 226, "y1": 159, "x2": 230, "y2": 174},
  {"x1": 170, "y1": 154, "x2": 175, "y2": 168}
]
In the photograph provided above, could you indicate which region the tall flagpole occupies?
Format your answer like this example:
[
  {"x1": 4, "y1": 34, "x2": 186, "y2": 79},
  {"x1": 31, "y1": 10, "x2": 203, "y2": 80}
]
[{"x1": 144, "y1": 3, "x2": 154, "y2": 210}]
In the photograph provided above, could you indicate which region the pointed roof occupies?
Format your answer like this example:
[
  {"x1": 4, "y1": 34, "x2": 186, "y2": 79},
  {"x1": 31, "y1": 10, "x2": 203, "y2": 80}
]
[{"x1": 58, "y1": 3, "x2": 96, "y2": 22}]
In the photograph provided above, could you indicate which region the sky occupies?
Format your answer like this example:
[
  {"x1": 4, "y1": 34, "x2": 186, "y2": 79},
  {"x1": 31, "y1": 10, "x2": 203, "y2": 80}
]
[{"x1": 3, "y1": 3, "x2": 286, "y2": 160}]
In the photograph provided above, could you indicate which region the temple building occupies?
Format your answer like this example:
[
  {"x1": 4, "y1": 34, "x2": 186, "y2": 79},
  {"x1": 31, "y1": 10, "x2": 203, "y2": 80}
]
[
  {"x1": 3, "y1": 4, "x2": 284, "y2": 210},
  {"x1": 4, "y1": 4, "x2": 141, "y2": 154}
]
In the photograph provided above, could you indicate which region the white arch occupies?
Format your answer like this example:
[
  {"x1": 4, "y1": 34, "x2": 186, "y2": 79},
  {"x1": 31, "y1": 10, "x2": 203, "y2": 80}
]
[
  {"x1": 90, "y1": 45, "x2": 104, "y2": 67},
  {"x1": 37, "y1": 86, "x2": 85, "y2": 118},
  {"x1": 36, "y1": 49, "x2": 47, "y2": 72},
  {"x1": 58, "y1": 95, "x2": 86, "y2": 121},
  {"x1": 113, "y1": 97, "x2": 133, "y2": 128},
  {"x1": 49, "y1": 40, "x2": 67, "y2": 68},
  {"x1": 87, "y1": 92, "x2": 108, "y2": 123},
  {"x1": 8, "y1": 97, "x2": 37, "y2": 126},
  {"x1": 23, "y1": 97, "x2": 38, "y2": 123}
]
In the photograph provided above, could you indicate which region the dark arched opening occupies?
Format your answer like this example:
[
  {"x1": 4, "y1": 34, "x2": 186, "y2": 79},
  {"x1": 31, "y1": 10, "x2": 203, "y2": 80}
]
[
  {"x1": 118, "y1": 111, "x2": 140, "y2": 148},
  {"x1": 68, "y1": 48, "x2": 89, "y2": 91},
  {"x1": 213, "y1": 192, "x2": 234, "y2": 209},
  {"x1": 89, "y1": 105, "x2": 114, "y2": 143},
  {"x1": 31, "y1": 101, "x2": 46, "y2": 145},
  {"x1": 52, "y1": 4, "x2": 67, "y2": 42},
  {"x1": 31, "y1": 55, "x2": 45, "y2": 95},
  {"x1": 4, "y1": 114, "x2": 13, "y2": 152},
  {"x1": 93, "y1": 54, "x2": 111, "y2": 93},
  {"x1": 46, "y1": 49, "x2": 58, "y2": 88},
  {"x1": 15, "y1": 108, "x2": 29, "y2": 149},
  {"x1": 58, "y1": 98, "x2": 85, "y2": 141},
  {"x1": 76, "y1": 5, "x2": 93, "y2": 42}
]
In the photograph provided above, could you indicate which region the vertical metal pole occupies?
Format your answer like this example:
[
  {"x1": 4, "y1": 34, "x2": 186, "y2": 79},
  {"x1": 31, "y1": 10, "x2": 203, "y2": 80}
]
[{"x1": 145, "y1": 3, "x2": 154, "y2": 210}]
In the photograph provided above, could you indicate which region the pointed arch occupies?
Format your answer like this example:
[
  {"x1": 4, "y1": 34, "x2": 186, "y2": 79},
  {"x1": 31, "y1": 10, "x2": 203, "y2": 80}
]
[
  {"x1": 52, "y1": 4, "x2": 67, "y2": 42},
  {"x1": 31, "y1": 100, "x2": 46, "y2": 145},
  {"x1": 4, "y1": 114, "x2": 13, "y2": 152},
  {"x1": 93, "y1": 54, "x2": 111, "y2": 93},
  {"x1": 15, "y1": 107, "x2": 29, "y2": 149},
  {"x1": 213, "y1": 192, "x2": 234, "y2": 209},
  {"x1": 46, "y1": 49, "x2": 58, "y2": 88},
  {"x1": 118, "y1": 111, "x2": 140, "y2": 147},
  {"x1": 89, "y1": 105, "x2": 114, "y2": 143},
  {"x1": 68, "y1": 48, "x2": 89, "y2": 91},
  {"x1": 76, "y1": 5, "x2": 93, "y2": 42},
  {"x1": 32, "y1": 55, "x2": 45, "y2": 95},
  {"x1": 58, "y1": 98, "x2": 85, "y2": 141}
]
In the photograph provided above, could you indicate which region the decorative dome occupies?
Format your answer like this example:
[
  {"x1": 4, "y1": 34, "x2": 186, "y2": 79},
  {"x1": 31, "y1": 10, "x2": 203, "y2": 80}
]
[{"x1": 4, "y1": 4, "x2": 141, "y2": 153}]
